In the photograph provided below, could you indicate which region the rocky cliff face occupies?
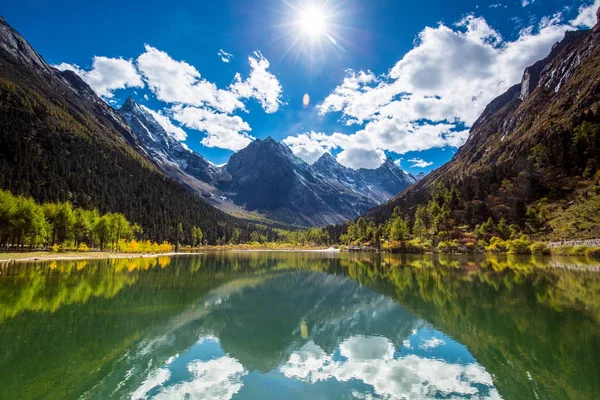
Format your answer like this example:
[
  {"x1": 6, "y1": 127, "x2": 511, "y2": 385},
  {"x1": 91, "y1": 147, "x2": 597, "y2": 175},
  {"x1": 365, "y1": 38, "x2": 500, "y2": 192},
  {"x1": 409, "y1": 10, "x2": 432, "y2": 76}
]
[{"x1": 119, "y1": 97, "x2": 219, "y2": 184}]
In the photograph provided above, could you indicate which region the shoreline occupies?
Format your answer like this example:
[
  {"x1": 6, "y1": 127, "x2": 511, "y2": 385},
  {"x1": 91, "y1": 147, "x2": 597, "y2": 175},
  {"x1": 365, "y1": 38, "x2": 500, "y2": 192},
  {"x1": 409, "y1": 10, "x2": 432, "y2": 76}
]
[{"x1": 0, "y1": 251, "x2": 200, "y2": 264}]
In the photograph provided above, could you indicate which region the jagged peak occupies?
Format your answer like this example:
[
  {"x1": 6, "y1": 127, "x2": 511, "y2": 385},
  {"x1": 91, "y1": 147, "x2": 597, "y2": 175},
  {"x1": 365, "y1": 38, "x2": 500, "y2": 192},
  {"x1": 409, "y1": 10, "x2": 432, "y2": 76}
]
[
  {"x1": 120, "y1": 96, "x2": 140, "y2": 112},
  {"x1": 382, "y1": 157, "x2": 397, "y2": 168},
  {"x1": 315, "y1": 152, "x2": 337, "y2": 164}
]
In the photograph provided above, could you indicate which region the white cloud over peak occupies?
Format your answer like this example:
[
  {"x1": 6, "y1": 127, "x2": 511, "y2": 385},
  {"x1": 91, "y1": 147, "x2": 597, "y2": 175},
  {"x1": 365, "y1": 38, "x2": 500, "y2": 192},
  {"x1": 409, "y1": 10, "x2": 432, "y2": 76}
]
[
  {"x1": 141, "y1": 105, "x2": 187, "y2": 141},
  {"x1": 287, "y1": 9, "x2": 584, "y2": 169},
  {"x1": 218, "y1": 49, "x2": 234, "y2": 63},
  {"x1": 230, "y1": 51, "x2": 284, "y2": 113},
  {"x1": 337, "y1": 147, "x2": 387, "y2": 169},
  {"x1": 283, "y1": 131, "x2": 336, "y2": 164},
  {"x1": 171, "y1": 105, "x2": 254, "y2": 151},
  {"x1": 137, "y1": 45, "x2": 245, "y2": 114},
  {"x1": 133, "y1": 46, "x2": 282, "y2": 150},
  {"x1": 407, "y1": 158, "x2": 434, "y2": 168},
  {"x1": 570, "y1": 0, "x2": 600, "y2": 27},
  {"x1": 55, "y1": 56, "x2": 143, "y2": 98}
]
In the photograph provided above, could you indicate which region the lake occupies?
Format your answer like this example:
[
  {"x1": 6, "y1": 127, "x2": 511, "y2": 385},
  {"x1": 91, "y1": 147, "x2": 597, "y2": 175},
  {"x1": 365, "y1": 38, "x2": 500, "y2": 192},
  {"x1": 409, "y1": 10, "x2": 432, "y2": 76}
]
[{"x1": 0, "y1": 252, "x2": 599, "y2": 399}]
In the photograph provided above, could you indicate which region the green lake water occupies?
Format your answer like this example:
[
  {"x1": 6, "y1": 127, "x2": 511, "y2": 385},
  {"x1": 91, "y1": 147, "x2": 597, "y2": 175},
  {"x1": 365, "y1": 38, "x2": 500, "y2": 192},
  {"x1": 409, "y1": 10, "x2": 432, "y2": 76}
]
[{"x1": 0, "y1": 252, "x2": 599, "y2": 399}]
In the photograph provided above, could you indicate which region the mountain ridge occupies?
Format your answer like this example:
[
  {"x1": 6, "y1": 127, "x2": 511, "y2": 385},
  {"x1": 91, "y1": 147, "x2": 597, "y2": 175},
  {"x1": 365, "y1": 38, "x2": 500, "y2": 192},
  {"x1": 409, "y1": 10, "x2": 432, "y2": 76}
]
[{"x1": 120, "y1": 99, "x2": 417, "y2": 226}]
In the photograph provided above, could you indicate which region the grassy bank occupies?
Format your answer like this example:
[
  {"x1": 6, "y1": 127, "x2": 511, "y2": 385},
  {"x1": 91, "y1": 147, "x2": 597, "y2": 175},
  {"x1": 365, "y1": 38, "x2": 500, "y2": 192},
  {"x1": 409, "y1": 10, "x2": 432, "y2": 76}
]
[{"x1": 0, "y1": 251, "x2": 196, "y2": 263}]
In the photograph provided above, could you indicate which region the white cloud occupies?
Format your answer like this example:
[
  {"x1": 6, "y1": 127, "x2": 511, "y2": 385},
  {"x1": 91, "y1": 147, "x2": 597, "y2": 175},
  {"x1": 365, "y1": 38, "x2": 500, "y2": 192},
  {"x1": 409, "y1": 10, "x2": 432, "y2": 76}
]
[
  {"x1": 280, "y1": 336, "x2": 500, "y2": 400},
  {"x1": 522, "y1": 0, "x2": 534, "y2": 7},
  {"x1": 57, "y1": 44, "x2": 284, "y2": 155},
  {"x1": 289, "y1": 11, "x2": 580, "y2": 170},
  {"x1": 336, "y1": 147, "x2": 387, "y2": 169},
  {"x1": 171, "y1": 105, "x2": 254, "y2": 151},
  {"x1": 407, "y1": 158, "x2": 434, "y2": 168},
  {"x1": 153, "y1": 357, "x2": 245, "y2": 400},
  {"x1": 131, "y1": 367, "x2": 170, "y2": 400},
  {"x1": 55, "y1": 56, "x2": 143, "y2": 98},
  {"x1": 218, "y1": 49, "x2": 234, "y2": 63},
  {"x1": 137, "y1": 45, "x2": 245, "y2": 114},
  {"x1": 141, "y1": 105, "x2": 187, "y2": 141},
  {"x1": 230, "y1": 51, "x2": 284, "y2": 113},
  {"x1": 283, "y1": 131, "x2": 336, "y2": 164},
  {"x1": 570, "y1": 0, "x2": 600, "y2": 27},
  {"x1": 418, "y1": 336, "x2": 445, "y2": 349}
]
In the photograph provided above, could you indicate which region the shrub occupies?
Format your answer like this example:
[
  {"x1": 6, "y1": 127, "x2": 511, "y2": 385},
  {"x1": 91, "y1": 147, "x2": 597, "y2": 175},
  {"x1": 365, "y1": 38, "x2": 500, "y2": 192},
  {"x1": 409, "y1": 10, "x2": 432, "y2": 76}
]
[
  {"x1": 508, "y1": 238, "x2": 532, "y2": 254},
  {"x1": 77, "y1": 243, "x2": 89, "y2": 252},
  {"x1": 586, "y1": 247, "x2": 600, "y2": 258},
  {"x1": 486, "y1": 237, "x2": 509, "y2": 253},
  {"x1": 569, "y1": 245, "x2": 589, "y2": 256},
  {"x1": 405, "y1": 238, "x2": 432, "y2": 253},
  {"x1": 530, "y1": 242, "x2": 550, "y2": 255},
  {"x1": 437, "y1": 240, "x2": 458, "y2": 254},
  {"x1": 552, "y1": 245, "x2": 573, "y2": 256},
  {"x1": 50, "y1": 244, "x2": 59, "y2": 253}
]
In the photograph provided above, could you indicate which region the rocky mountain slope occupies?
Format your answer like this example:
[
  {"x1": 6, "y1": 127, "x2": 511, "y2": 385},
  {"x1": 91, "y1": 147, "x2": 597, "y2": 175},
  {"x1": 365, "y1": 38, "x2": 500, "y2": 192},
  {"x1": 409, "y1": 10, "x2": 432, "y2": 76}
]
[
  {"x1": 0, "y1": 16, "x2": 272, "y2": 243},
  {"x1": 121, "y1": 98, "x2": 416, "y2": 226},
  {"x1": 366, "y1": 12, "x2": 600, "y2": 239},
  {"x1": 216, "y1": 138, "x2": 415, "y2": 226}
]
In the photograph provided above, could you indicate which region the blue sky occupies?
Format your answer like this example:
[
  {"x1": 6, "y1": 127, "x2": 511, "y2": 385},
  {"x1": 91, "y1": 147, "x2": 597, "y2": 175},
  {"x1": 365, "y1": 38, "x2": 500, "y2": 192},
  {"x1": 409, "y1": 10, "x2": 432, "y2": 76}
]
[{"x1": 3, "y1": 0, "x2": 599, "y2": 172}]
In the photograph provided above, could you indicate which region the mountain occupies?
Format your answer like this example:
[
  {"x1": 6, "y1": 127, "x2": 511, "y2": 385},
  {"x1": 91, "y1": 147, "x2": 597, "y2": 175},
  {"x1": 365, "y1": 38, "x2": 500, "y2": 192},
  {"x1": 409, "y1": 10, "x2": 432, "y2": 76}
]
[
  {"x1": 119, "y1": 97, "x2": 218, "y2": 183},
  {"x1": 210, "y1": 137, "x2": 416, "y2": 226},
  {"x1": 0, "y1": 16, "x2": 271, "y2": 243},
  {"x1": 216, "y1": 137, "x2": 373, "y2": 226},
  {"x1": 123, "y1": 102, "x2": 416, "y2": 226},
  {"x1": 312, "y1": 153, "x2": 417, "y2": 203},
  {"x1": 117, "y1": 97, "x2": 261, "y2": 218},
  {"x1": 366, "y1": 14, "x2": 600, "y2": 239}
]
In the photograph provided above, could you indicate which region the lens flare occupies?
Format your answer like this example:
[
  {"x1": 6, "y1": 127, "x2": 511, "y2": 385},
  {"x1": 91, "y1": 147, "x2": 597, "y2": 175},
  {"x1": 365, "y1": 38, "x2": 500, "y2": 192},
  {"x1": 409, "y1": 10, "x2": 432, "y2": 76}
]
[{"x1": 302, "y1": 93, "x2": 310, "y2": 107}]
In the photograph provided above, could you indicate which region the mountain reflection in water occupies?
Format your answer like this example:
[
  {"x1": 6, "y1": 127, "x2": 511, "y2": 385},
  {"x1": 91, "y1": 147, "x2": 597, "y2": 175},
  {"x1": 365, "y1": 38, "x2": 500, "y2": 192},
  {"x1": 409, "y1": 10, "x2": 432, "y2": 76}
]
[{"x1": 0, "y1": 253, "x2": 598, "y2": 399}]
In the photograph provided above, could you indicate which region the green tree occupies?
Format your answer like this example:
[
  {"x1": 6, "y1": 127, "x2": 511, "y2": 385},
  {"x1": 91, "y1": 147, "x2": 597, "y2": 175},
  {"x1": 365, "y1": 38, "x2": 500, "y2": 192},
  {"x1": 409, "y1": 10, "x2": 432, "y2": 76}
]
[
  {"x1": 390, "y1": 216, "x2": 410, "y2": 242},
  {"x1": 413, "y1": 205, "x2": 429, "y2": 239},
  {"x1": 192, "y1": 226, "x2": 204, "y2": 246}
]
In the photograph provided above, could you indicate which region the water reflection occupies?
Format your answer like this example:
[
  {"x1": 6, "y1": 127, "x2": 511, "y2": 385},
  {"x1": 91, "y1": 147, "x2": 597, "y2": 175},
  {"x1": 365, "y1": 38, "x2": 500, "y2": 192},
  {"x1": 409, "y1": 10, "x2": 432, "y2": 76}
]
[{"x1": 0, "y1": 253, "x2": 599, "y2": 399}]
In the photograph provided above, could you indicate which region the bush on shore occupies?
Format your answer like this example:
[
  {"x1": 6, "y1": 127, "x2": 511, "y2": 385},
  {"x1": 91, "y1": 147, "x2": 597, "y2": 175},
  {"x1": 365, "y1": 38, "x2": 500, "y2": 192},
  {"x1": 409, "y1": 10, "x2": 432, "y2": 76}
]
[
  {"x1": 530, "y1": 242, "x2": 551, "y2": 255},
  {"x1": 508, "y1": 238, "x2": 533, "y2": 254}
]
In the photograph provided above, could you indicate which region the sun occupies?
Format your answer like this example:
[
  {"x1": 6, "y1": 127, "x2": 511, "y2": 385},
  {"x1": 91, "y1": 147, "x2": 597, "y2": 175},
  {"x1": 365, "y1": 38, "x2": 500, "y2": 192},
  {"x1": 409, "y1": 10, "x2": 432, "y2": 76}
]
[{"x1": 298, "y1": 5, "x2": 328, "y2": 38}]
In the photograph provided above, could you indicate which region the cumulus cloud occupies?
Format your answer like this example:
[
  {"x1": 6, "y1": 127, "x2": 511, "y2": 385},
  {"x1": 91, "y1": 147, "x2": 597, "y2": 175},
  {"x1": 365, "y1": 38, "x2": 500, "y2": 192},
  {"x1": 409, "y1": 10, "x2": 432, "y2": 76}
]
[
  {"x1": 230, "y1": 51, "x2": 284, "y2": 113},
  {"x1": 407, "y1": 158, "x2": 433, "y2": 168},
  {"x1": 285, "y1": 9, "x2": 583, "y2": 169},
  {"x1": 141, "y1": 105, "x2": 187, "y2": 141},
  {"x1": 280, "y1": 336, "x2": 499, "y2": 400},
  {"x1": 133, "y1": 46, "x2": 282, "y2": 149},
  {"x1": 137, "y1": 45, "x2": 245, "y2": 113},
  {"x1": 55, "y1": 56, "x2": 143, "y2": 98},
  {"x1": 336, "y1": 147, "x2": 387, "y2": 169},
  {"x1": 171, "y1": 105, "x2": 254, "y2": 151},
  {"x1": 283, "y1": 131, "x2": 337, "y2": 164},
  {"x1": 570, "y1": 0, "x2": 600, "y2": 27},
  {"x1": 218, "y1": 49, "x2": 234, "y2": 63}
]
